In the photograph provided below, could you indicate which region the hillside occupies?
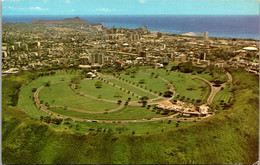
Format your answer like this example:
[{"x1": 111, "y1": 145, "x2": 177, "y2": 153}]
[
  {"x1": 2, "y1": 68, "x2": 259, "y2": 164},
  {"x1": 32, "y1": 16, "x2": 97, "y2": 25}
]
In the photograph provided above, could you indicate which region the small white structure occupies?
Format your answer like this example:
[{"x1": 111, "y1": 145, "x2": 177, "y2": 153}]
[
  {"x1": 155, "y1": 63, "x2": 164, "y2": 68},
  {"x1": 79, "y1": 65, "x2": 92, "y2": 69},
  {"x1": 86, "y1": 72, "x2": 96, "y2": 78},
  {"x1": 243, "y1": 47, "x2": 258, "y2": 51},
  {"x1": 199, "y1": 105, "x2": 209, "y2": 115}
]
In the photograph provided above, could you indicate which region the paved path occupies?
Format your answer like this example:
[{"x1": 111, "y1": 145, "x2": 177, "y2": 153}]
[
  {"x1": 193, "y1": 71, "x2": 232, "y2": 104},
  {"x1": 192, "y1": 75, "x2": 215, "y2": 104}
]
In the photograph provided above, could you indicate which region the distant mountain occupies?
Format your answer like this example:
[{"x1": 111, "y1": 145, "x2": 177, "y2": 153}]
[{"x1": 32, "y1": 16, "x2": 99, "y2": 25}]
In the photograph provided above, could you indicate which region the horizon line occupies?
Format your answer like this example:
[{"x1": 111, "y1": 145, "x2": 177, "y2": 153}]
[{"x1": 3, "y1": 14, "x2": 259, "y2": 16}]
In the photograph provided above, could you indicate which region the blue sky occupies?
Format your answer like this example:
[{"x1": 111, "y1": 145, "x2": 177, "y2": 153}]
[{"x1": 2, "y1": 0, "x2": 259, "y2": 15}]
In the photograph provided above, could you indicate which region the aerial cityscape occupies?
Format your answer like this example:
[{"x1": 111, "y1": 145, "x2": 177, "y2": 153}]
[{"x1": 2, "y1": 0, "x2": 259, "y2": 164}]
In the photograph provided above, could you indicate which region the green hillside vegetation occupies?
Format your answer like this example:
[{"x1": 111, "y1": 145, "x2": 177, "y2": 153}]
[
  {"x1": 211, "y1": 84, "x2": 233, "y2": 111},
  {"x1": 2, "y1": 68, "x2": 258, "y2": 164}
]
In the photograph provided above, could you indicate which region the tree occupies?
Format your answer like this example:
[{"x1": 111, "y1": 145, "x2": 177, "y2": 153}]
[
  {"x1": 150, "y1": 72, "x2": 155, "y2": 77},
  {"x1": 96, "y1": 127, "x2": 102, "y2": 132},
  {"x1": 139, "y1": 79, "x2": 146, "y2": 84},
  {"x1": 32, "y1": 88, "x2": 37, "y2": 92},
  {"x1": 95, "y1": 81, "x2": 103, "y2": 88},
  {"x1": 98, "y1": 95, "x2": 102, "y2": 99},
  {"x1": 45, "y1": 81, "x2": 51, "y2": 86},
  {"x1": 163, "y1": 91, "x2": 173, "y2": 97},
  {"x1": 108, "y1": 128, "x2": 113, "y2": 133},
  {"x1": 43, "y1": 116, "x2": 51, "y2": 124},
  {"x1": 140, "y1": 96, "x2": 149, "y2": 107}
]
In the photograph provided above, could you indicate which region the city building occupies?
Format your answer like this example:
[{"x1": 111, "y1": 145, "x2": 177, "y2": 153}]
[
  {"x1": 203, "y1": 31, "x2": 209, "y2": 40},
  {"x1": 180, "y1": 54, "x2": 187, "y2": 62},
  {"x1": 80, "y1": 56, "x2": 90, "y2": 65},
  {"x1": 115, "y1": 60, "x2": 123, "y2": 69},
  {"x1": 21, "y1": 44, "x2": 28, "y2": 51}
]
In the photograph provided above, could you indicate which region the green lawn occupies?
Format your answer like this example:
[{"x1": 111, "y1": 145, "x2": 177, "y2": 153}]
[
  {"x1": 78, "y1": 79, "x2": 139, "y2": 101},
  {"x1": 141, "y1": 69, "x2": 209, "y2": 101},
  {"x1": 18, "y1": 70, "x2": 81, "y2": 118},
  {"x1": 119, "y1": 73, "x2": 169, "y2": 93},
  {"x1": 38, "y1": 82, "x2": 118, "y2": 112},
  {"x1": 107, "y1": 79, "x2": 157, "y2": 99},
  {"x1": 48, "y1": 106, "x2": 166, "y2": 120},
  {"x1": 195, "y1": 73, "x2": 213, "y2": 81},
  {"x1": 211, "y1": 85, "x2": 233, "y2": 111},
  {"x1": 194, "y1": 78, "x2": 211, "y2": 104}
]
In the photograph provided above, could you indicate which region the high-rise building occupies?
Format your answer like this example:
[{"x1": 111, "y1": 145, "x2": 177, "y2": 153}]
[
  {"x1": 21, "y1": 44, "x2": 28, "y2": 51},
  {"x1": 35, "y1": 41, "x2": 41, "y2": 48},
  {"x1": 2, "y1": 51, "x2": 7, "y2": 58},
  {"x1": 97, "y1": 54, "x2": 103, "y2": 64},
  {"x1": 203, "y1": 53, "x2": 207, "y2": 60},
  {"x1": 180, "y1": 54, "x2": 187, "y2": 62},
  {"x1": 157, "y1": 32, "x2": 162, "y2": 38},
  {"x1": 14, "y1": 42, "x2": 21, "y2": 49},
  {"x1": 140, "y1": 51, "x2": 147, "y2": 58},
  {"x1": 162, "y1": 57, "x2": 169, "y2": 64},
  {"x1": 203, "y1": 31, "x2": 209, "y2": 40},
  {"x1": 90, "y1": 53, "x2": 103, "y2": 65},
  {"x1": 80, "y1": 56, "x2": 90, "y2": 65}
]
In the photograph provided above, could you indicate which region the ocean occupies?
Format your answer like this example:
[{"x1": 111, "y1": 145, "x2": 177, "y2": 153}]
[{"x1": 2, "y1": 15, "x2": 259, "y2": 40}]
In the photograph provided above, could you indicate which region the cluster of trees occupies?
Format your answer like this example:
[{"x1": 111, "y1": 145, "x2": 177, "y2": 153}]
[
  {"x1": 40, "y1": 116, "x2": 63, "y2": 125},
  {"x1": 140, "y1": 96, "x2": 149, "y2": 107},
  {"x1": 210, "y1": 48, "x2": 236, "y2": 60},
  {"x1": 95, "y1": 81, "x2": 103, "y2": 88},
  {"x1": 38, "y1": 71, "x2": 56, "y2": 77},
  {"x1": 70, "y1": 76, "x2": 83, "y2": 84},
  {"x1": 171, "y1": 62, "x2": 205, "y2": 73},
  {"x1": 163, "y1": 91, "x2": 173, "y2": 97},
  {"x1": 7, "y1": 80, "x2": 22, "y2": 106},
  {"x1": 205, "y1": 66, "x2": 227, "y2": 85},
  {"x1": 155, "y1": 108, "x2": 170, "y2": 115},
  {"x1": 174, "y1": 95, "x2": 201, "y2": 105}
]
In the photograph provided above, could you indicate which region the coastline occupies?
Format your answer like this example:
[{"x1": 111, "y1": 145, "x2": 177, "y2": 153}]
[{"x1": 2, "y1": 15, "x2": 259, "y2": 40}]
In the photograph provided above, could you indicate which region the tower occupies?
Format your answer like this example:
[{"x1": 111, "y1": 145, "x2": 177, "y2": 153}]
[{"x1": 203, "y1": 31, "x2": 209, "y2": 40}]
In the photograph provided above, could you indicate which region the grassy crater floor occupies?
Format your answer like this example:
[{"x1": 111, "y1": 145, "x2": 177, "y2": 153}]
[
  {"x1": 38, "y1": 82, "x2": 119, "y2": 112},
  {"x1": 78, "y1": 79, "x2": 139, "y2": 101}
]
